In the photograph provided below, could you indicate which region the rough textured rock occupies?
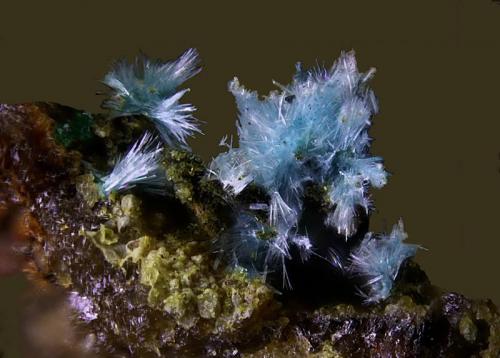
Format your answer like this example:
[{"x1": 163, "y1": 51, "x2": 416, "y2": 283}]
[{"x1": 1, "y1": 103, "x2": 499, "y2": 357}]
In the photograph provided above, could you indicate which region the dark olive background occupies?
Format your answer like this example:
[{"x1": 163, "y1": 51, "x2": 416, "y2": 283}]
[{"x1": 1, "y1": 1, "x2": 499, "y2": 356}]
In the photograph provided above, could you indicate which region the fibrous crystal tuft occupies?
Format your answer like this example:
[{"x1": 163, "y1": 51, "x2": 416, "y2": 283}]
[
  {"x1": 211, "y1": 51, "x2": 390, "y2": 281},
  {"x1": 102, "y1": 48, "x2": 201, "y2": 148}
]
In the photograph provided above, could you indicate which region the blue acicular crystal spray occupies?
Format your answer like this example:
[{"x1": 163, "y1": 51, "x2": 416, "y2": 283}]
[{"x1": 211, "y1": 51, "x2": 419, "y2": 301}]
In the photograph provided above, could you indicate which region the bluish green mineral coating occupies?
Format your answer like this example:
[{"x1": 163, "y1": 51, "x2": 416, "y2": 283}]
[{"x1": 54, "y1": 111, "x2": 94, "y2": 147}]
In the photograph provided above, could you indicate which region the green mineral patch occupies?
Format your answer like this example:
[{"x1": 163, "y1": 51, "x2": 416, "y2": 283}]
[
  {"x1": 242, "y1": 329, "x2": 344, "y2": 358},
  {"x1": 164, "y1": 149, "x2": 204, "y2": 204},
  {"x1": 122, "y1": 235, "x2": 156, "y2": 264},
  {"x1": 113, "y1": 194, "x2": 142, "y2": 232},
  {"x1": 459, "y1": 314, "x2": 478, "y2": 343},
  {"x1": 135, "y1": 236, "x2": 277, "y2": 332},
  {"x1": 84, "y1": 190, "x2": 279, "y2": 337},
  {"x1": 472, "y1": 301, "x2": 500, "y2": 357},
  {"x1": 384, "y1": 295, "x2": 428, "y2": 317},
  {"x1": 91, "y1": 224, "x2": 119, "y2": 245},
  {"x1": 75, "y1": 173, "x2": 101, "y2": 207},
  {"x1": 54, "y1": 111, "x2": 94, "y2": 147},
  {"x1": 161, "y1": 148, "x2": 232, "y2": 237}
]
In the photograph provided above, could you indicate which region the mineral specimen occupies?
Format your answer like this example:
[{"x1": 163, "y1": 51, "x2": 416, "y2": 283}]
[{"x1": 0, "y1": 50, "x2": 498, "y2": 357}]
